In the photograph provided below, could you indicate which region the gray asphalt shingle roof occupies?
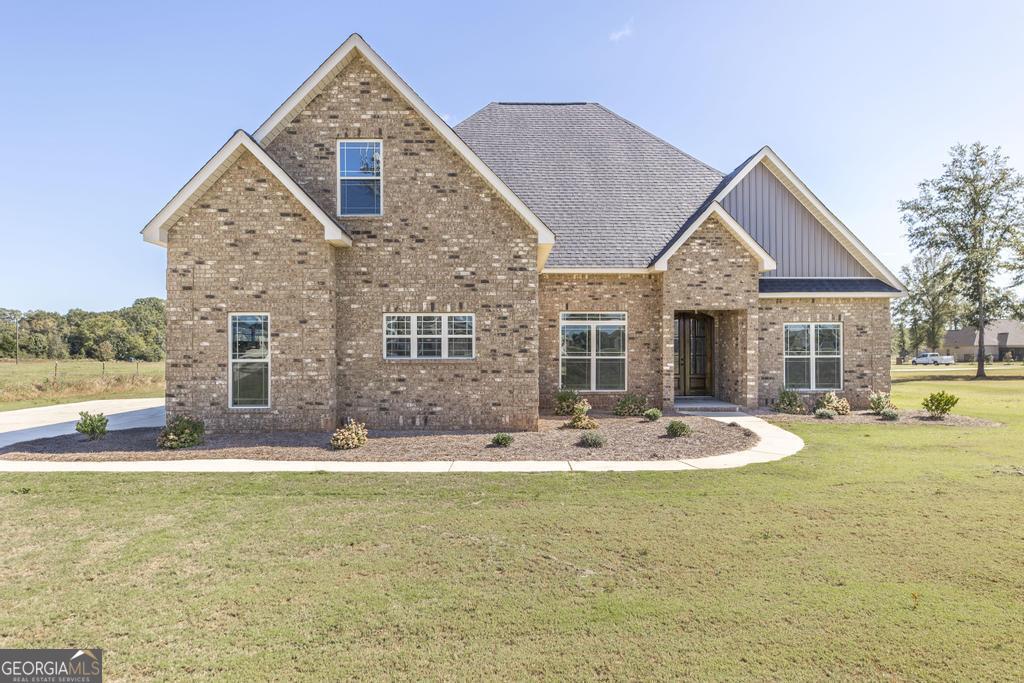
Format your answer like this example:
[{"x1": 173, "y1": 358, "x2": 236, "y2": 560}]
[
  {"x1": 944, "y1": 320, "x2": 1024, "y2": 348},
  {"x1": 759, "y1": 278, "x2": 901, "y2": 294},
  {"x1": 455, "y1": 103, "x2": 724, "y2": 268}
]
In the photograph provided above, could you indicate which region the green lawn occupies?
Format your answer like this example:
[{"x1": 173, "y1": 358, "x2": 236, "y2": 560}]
[
  {"x1": 0, "y1": 359, "x2": 164, "y2": 411},
  {"x1": 1, "y1": 378, "x2": 1022, "y2": 679}
]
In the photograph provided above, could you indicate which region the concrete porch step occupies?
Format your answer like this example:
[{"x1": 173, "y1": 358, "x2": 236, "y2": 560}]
[{"x1": 674, "y1": 397, "x2": 744, "y2": 415}]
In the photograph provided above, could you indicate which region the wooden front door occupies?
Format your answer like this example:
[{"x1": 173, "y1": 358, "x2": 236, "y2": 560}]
[{"x1": 676, "y1": 314, "x2": 713, "y2": 396}]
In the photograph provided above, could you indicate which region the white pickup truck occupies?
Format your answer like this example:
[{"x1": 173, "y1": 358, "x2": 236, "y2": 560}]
[{"x1": 911, "y1": 352, "x2": 955, "y2": 365}]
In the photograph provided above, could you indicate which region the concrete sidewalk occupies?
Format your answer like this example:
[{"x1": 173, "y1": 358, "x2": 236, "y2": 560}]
[
  {"x1": 0, "y1": 413, "x2": 803, "y2": 473},
  {"x1": 0, "y1": 398, "x2": 165, "y2": 449}
]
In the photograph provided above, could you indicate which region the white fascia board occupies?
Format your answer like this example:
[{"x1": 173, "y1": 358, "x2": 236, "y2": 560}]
[
  {"x1": 759, "y1": 291, "x2": 905, "y2": 299},
  {"x1": 652, "y1": 202, "x2": 776, "y2": 272},
  {"x1": 542, "y1": 267, "x2": 656, "y2": 274},
  {"x1": 252, "y1": 33, "x2": 556, "y2": 262},
  {"x1": 141, "y1": 131, "x2": 351, "y2": 248},
  {"x1": 715, "y1": 146, "x2": 906, "y2": 293}
]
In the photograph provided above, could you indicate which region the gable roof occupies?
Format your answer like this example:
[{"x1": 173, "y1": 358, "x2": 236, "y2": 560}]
[
  {"x1": 944, "y1": 320, "x2": 1024, "y2": 348},
  {"x1": 455, "y1": 102, "x2": 724, "y2": 269},
  {"x1": 252, "y1": 33, "x2": 555, "y2": 267},
  {"x1": 653, "y1": 202, "x2": 776, "y2": 272},
  {"x1": 141, "y1": 130, "x2": 350, "y2": 248}
]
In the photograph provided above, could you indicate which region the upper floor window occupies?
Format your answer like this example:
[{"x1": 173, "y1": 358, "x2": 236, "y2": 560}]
[
  {"x1": 784, "y1": 322, "x2": 842, "y2": 390},
  {"x1": 230, "y1": 313, "x2": 270, "y2": 408},
  {"x1": 337, "y1": 140, "x2": 382, "y2": 216},
  {"x1": 384, "y1": 314, "x2": 475, "y2": 360},
  {"x1": 560, "y1": 312, "x2": 627, "y2": 391}
]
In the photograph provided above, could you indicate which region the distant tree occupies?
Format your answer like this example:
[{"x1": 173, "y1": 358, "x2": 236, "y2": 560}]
[
  {"x1": 898, "y1": 252, "x2": 958, "y2": 351},
  {"x1": 900, "y1": 142, "x2": 1024, "y2": 377}
]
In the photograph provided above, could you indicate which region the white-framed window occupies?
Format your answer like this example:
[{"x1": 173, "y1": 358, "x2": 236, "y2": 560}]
[
  {"x1": 337, "y1": 140, "x2": 382, "y2": 216},
  {"x1": 383, "y1": 314, "x2": 475, "y2": 360},
  {"x1": 559, "y1": 312, "x2": 627, "y2": 392},
  {"x1": 229, "y1": 313, "x2": 270, "y2": 408},
  {"x1": 784, "y1": 322, "x2": 842, "y2": 390}
]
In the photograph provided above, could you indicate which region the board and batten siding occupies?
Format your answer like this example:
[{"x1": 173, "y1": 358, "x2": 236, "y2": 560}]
[{"x1": 721, "y1": 162, "x2": 870, "y2": 278}]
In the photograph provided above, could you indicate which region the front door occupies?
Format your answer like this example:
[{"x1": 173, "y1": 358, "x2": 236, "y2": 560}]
[{"x1": 675, "y1": 314, "x2": 713, "y2": 396}]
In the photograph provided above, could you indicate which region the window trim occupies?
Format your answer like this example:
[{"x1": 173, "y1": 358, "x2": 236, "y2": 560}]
[
  {"x1": 337, "y1": 139, "x2": 383, "y2": 217},
  {"x1": 382, "y1": 313, "x2": 476, "y2": 361},
  {"x1": 783, "y1": 321, "x2": 843, "y2": 391},
  {"x1": 228, "y1": 312, "x2": 271, "y2": 409},
  {"x1": 558, "y1": 311, "x2": 628, "y2": 393}
]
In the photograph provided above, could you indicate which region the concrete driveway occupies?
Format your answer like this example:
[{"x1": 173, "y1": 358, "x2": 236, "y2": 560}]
[{"x1": 0, "y1": 398, "x2": 165, "y2": 449}]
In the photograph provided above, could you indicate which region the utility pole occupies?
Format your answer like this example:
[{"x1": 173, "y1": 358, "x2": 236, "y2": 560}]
[{"x1": 14, "y1": 316, "x2": 20, "y2": 365}]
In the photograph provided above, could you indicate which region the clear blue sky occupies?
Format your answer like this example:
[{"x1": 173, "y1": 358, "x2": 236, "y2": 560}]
[{"x1": 2, "y1": 0, "x2": 1022, "y2": 312}]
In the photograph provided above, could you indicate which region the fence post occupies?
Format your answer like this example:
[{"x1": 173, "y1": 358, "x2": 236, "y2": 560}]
[
  {"x1": 136, "y1": 361, "x2": 140, "y2": 376},
  {"x1": 102, "y1": 361, "x2": 105, "y2": 377},
  {"x1": 54, "y1": 362, "x2": 57, "y2": 380}
]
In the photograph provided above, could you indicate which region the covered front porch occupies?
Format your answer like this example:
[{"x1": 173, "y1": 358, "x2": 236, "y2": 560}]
[{"x1": 664, "y1": 309, "x2": 758, "y2": 410}]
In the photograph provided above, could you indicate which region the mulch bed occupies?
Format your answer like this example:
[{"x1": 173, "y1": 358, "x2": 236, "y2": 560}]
[
  {"x1": 762, "y1": 409, "x2": 1000, "y2": 428},
  {"x1": 0, "y1": 415, "x2": 758, "y2": 462}
]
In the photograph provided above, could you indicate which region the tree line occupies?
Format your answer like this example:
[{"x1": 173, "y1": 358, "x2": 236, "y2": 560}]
[
  {"x1": 0, "y1": 298, "x2": 165, "y2": 362},
  {"x1": 895, "y1": 142, "x2": 1024, "y2": 375}
]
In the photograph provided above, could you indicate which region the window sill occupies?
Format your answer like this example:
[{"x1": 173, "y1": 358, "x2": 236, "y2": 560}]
[{"x1": 383, "y1": 358, "x2": 477, "y2": 363}]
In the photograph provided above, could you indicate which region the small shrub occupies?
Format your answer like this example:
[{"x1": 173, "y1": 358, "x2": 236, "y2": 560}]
[
  {"x1": 728, "y1": 421, "x2": 755, "y2": 437},
  {"x1": 331, "y1": 419, "x2": 369, "y2": 450},
  {"x1": 922, "y1": 391, "x2": 959, "y2": 419},
  {"x1": 815, "y1": 391, "x2": 851, "y2": 416},
  {"x1": 868, "y1": 391, "x2": 894, "y2": 415},
  {"x1": 665, "y1": 420, "x2": 691, "y2": 438},
  {"x1": 553, "y1": 389, "x2": 581, "y2": 416},
  {"x1": 566, "y1": 399, "x2": 598, "y2": 430},
  {"x1": 879, "y1": 407, "x2": 899, "y2": 421},
  {"x1": 642, "y1": 408, "x2": 662, "y2": 422},
  {"x1": 775, "y1": 389, "x2": 805, "y2": 414},
  {"x1": 814, "y1": 408, "x2": 837, "y2": 420},
  {"x1": 158, "y1": 416, "x2": 205, "y2": 449},
  {"x1": 612, "y1": 393, "x2": 648, "y2": 416},
  {"x1": 75, "y1": 411, "x2": 108, "y2": 441},
  {"x1": 491, "y1": 432, "x2": 514, "y2": 447},
  {"x1": 577, "y1": 431, "x2": 606, "y2": 448}
]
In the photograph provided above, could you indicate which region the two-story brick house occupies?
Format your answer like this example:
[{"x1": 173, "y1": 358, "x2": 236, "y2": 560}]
[{"x1": 142, "y1": 34, "x2": 904, "y2": 432}]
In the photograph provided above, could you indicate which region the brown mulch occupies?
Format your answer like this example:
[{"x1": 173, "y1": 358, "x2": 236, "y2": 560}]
[
  {"x1": 0, "y1": 415, "x2": 758, "y2": 462},
  {"x1": 762, "y1": 409, "x2": 1001, "y2": 428}
]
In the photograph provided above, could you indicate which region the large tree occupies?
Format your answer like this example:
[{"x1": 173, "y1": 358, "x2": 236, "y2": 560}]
[
  {"x1": 896, "y1": 252, "x2": 958, "y2": 351},
  {"x1": 900, "y1": 142, "x2": 1024, "y2": 377}
]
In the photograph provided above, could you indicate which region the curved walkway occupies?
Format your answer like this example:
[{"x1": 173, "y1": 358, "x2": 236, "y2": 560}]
[
  {"x1": 0, "y1": 408, "x2": 803, "y2": 472},
  {"x1": 0, "y1": 398, "x2": 166, "y2": 449}
]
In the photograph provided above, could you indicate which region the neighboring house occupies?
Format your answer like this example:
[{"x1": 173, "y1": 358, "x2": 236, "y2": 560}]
[
  {"x1": 142, "y1": 34, "x2": 905, "y2": 432},
  {"x1": 943, "y1": 320, "x2": 1024, "y2": 361}
]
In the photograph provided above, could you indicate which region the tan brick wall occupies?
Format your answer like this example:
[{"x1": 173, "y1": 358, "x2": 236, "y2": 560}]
[
  {"x1": 661, "y1": 216, "x2": 761, "y2": 408},
  {"x1": 757, "y1": 297, "x2": 892, "y2": 409},
  {"x1": 538, "y1": 273, "x2": 662, "y2": 411},
  {"x1": 266, "y1": 54, "x2": 539, "y2": 431},
  {"x1": 166, "y1": 149, "x2": 337, "y2": 432}
]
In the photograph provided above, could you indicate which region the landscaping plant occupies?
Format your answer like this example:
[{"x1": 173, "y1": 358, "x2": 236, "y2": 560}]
[
  {"x1": 880, "y1": 407, "x2": 900, "y2": 421},
  {"x1": 868, "y1": 391, "x2": 895, "y2": 414},
  {"x1": 612, "y1": 393, "x2": 648, "y2": 416},
  {"x1": 577, "y1": 431, "x2": 606, "y2": 448},
  {"x1": 566, "y1": 399, "x2": 598, "y2": 430},
  {"x1": 75, "y1": 411, "x2": 108, "y2": 441},
  {"x1": 922, "y1": 390, "x2": 959, "y2": 419},
  {"x1": 331, "y1": 419, "x2": 369, "y2": 450},
  {"x1": 814, "y1": 408, "x2": 837, "y2": 420},
  {"x1": 157, "y1": 416, "x2": 205, "y2": 449},
  {"x1": 642, "y1": 408, "x2": 662, "y2": 422},
  {"x1": 553, "y1": 389, "x2": 581, "y2": 416},
  {"x1": 491, "y1": 433, "x2": 514, "y2": 447},
  {"x1": 815, "y1": 391, "x2": 851, "y2": 416},
  {"x1": 775, "y1": 389, "x2": 805, "y2": 414},
  {"x1": 665, "y1": 420, "x2": 691, "y2": 438}
]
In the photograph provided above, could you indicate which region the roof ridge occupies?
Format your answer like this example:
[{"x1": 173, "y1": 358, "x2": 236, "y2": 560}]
[{"x1": 492, "y1": 101, "x2": 591, "y2": 105}]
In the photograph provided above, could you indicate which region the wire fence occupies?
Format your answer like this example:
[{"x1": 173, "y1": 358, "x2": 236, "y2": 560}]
[{"x1": 0, "y1": 360, "x2": 165, "y2": 387}]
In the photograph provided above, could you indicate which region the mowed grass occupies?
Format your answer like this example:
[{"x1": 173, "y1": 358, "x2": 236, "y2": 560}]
[
  {"x1": 1, "y1": 379, "x2": 1023, "y2": 679},
  {"x1": 0, "y1": 359, "x2": 164, "y2": 411}
]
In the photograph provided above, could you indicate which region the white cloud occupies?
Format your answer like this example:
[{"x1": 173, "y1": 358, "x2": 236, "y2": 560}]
[{"x1": 609, "y1": 18, "x2": 634, "y2": 42}]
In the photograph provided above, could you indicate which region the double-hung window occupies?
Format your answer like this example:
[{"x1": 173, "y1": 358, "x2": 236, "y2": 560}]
[
  {"x1": 784, "y1": 322, "x2": 842, "y2": 390},
  {"x1": 337, "y1": 140, "x2": 382, "y2": 216},
  {"x1": 384, "y1": 314, "x2": 475, "y2": 360},
  {"x1": 229, "y1": 313, "x2": 270, "y2": 408},
  {"x1": 560, "y1": 312, "x2": 626, "y2": 391}
]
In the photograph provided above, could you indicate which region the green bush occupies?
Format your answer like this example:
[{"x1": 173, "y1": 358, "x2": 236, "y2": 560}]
[
  {"x1": 815, "y1": 391, "x2": 851, "y2": 415},
  {"x1": 553, "y1": 389, "x2": 581, "y2": 416},
  {"x1": 868, "y1": 391, "x2": 894, "y2": 415},
  {"x1": 577, "y1": 431, "x2": 606, "y2": 448},
  {"x1": 665, "y1": 420, "x2": 691, "y2": 438},
  {"x1": 331, "y1": 419, "x2": 369, "y2": 450},
  {"x1": 814, "y1": 408, "x2": 837, "y2": 420},
  {"x1": 612, "y1": 393, "x2": 648, "y2": 416},
  {"x1": 491, "y1": 432, "x2": 513, "y2": 447},
  {"x1": 922, "y1": 391, "x2": 959, "y2": 419},
  {"x1": 158, "y1": 416, "x2": 205, "y2": 449},
  {"x1": 642, "y1": 408, "x2": 662, "y2": 422},
  {"x1": 775, "y1": 389, "x2": 805, "y2": 414},
  {"x1": 75, "y1": 411, "x2": 108, "y2": 441},
  {"x1": 880, "y1": 407, "x2": 899, "y2": 421},
  {"x1": 566, "y1": 399, "x2": 598, "y2": 430}
]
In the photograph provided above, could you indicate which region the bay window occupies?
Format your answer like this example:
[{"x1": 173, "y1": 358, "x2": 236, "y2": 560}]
[
  {"x1": 560, "y1": 312, "x2": 626, "y2": 391},
  {"x1": 784, "y1": 322, "x2": 842, "y2": 390}
]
